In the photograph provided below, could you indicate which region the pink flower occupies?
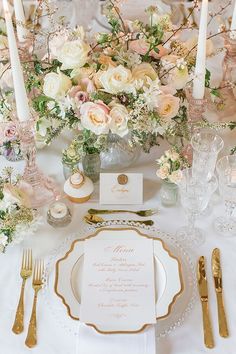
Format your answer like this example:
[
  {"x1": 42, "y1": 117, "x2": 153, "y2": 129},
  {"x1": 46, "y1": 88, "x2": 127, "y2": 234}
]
[
  {"x1": 129, "y1": 39, "x2": 168, "y2": 59},
  {"x1": 4, "y1": 123, "x2": 17, "y2": 142},
  {"x1": 69, "y1": 86, "x2": 89, "y2": 104}
]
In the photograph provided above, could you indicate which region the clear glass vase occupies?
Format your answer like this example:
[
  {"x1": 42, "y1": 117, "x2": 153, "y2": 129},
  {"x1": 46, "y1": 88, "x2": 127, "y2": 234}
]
[
  {"x1": 82, "y1": 153, "x2": 101, "y2": 183},
  {"x1": 160, "y1": 180, "x2": 178, "y2": 207},
  {"x1": 100, "y1": 134, "x2": 140, "y2": 172}
]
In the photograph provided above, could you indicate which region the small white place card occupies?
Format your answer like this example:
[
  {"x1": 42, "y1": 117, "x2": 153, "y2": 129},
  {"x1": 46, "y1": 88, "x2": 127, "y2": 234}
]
[
  {"x1": 80, "y1": 239, "x2": 156, "y2": 333},
  {"x1": 99, "y1": 173, "x2": 143, "y2": 205}
]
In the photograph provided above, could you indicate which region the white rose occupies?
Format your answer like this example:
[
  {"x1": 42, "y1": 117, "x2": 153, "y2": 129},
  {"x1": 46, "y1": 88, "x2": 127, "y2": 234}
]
[
  {"x1": 169, "y1": 170, "x2": 182, "y2": 183},
  {"x1": 109, "y1": 104, "x2": 129, "y2": 137},
  {"x1": 156, "y1": 166, "x2": 169, "y2": 180},
  {"x1": 56, "y1": 39, "x2": 90, "y2": 70},
  {"x1": 43, "y1": 69, "x2": 72, "y2": 99},
  {"x1": 80, "y1": 101, "x2": 111, "y2": 135},
  {"x1": 99, "y1": 65, "x2": 133, "y2": 94}
]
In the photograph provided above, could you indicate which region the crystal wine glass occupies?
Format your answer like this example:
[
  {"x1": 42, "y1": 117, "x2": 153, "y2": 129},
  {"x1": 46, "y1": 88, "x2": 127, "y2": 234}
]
[
  {"x1": 191, "y1": 131, "x2": 224, "y2": 181},
  {"x1": 214, "y1": 155, "x2": 236, "y2": 237},
  {"x1": 176, "y1": 168, "x2": 218, "y2": 247}
]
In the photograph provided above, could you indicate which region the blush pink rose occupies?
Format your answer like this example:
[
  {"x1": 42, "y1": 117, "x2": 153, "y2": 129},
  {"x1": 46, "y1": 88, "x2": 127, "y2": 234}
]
[
  {"x1": 69, "y1": 86, "x2": 89, "y2": 104},
  {"x1": 129, "y1": 39, "x2": 168, "y2": 59},
  {"x1": 4, "y1": 123, "x2": 17, "y2": 141},
  {"x1": 80, "y1": 101, "x2": 111, "y2": 135}
]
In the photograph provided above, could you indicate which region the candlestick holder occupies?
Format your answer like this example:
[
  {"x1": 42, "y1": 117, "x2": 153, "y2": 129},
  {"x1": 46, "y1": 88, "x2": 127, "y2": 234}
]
[
  {"x1": 214, "y1": 33, "x2": 236, "y2": 117},
  {"x1": 186, "y1": 89, "x2": 207, "y2": 128},
  {"x1": 18, "y1": 119, "x2": 60, "y2": 208},
  {"x1": 182, "y1": 89, "x2": 207, "y2": 164}
]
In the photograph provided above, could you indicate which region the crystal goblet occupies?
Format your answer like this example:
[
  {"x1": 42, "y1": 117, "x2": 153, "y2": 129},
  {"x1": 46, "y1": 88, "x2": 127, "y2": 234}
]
[
  {"x1": 176, "y1": 168, "x2": 218, "y2": 247},
  {"x1": 191, "y1": 131, "x2": 224, "y2": 181},
  {"x1": 214, "y1": 155, "x2": 236, "y2": 237}
]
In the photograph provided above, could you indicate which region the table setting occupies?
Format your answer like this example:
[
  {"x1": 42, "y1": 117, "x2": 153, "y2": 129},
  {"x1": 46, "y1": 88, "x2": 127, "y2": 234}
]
[{"x1": 0, "y1": 0, "x2": 236, "y2": 353}]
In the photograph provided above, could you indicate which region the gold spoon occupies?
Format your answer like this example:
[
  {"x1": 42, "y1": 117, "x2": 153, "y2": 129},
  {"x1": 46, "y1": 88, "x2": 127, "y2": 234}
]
[{"x1": 84, "y1": 214, "x2": 154, "y2": 226}]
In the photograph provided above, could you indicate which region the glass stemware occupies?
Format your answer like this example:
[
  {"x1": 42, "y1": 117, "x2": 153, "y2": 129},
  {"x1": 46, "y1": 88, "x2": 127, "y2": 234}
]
[
  {"x1": 191, "y1": 131, "x2": 224, "y2": 181},
  {"x1": 214, "y1": 155, "x2": 236, "y2": 237},
  {"x1": 176, "y1": 168, "x2": 218, "y2": 247}
]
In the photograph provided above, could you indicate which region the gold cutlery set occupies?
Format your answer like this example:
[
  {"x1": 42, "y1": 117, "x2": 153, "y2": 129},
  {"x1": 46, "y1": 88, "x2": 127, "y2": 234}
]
[
  {"x1": 12, "y1": 250, "x2": 44, "y2": 348},
  {"x1": 84, "y1": 208, "x2": 158, "y2": 226},
  {"x1": 197, "y1": 248, "x2": 229, "y2": 349}
]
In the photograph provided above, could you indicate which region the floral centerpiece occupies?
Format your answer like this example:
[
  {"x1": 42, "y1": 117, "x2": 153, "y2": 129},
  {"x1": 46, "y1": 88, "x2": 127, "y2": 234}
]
[
  {"x1": 22, "y1": 2, "x2": 202, "y2": 172},
  {"x1": 1, "y1": 0, "x2": 235, "y2": 172},
  {"x1": 0, "y1": 168, "x2": 40, "y2": 252}
]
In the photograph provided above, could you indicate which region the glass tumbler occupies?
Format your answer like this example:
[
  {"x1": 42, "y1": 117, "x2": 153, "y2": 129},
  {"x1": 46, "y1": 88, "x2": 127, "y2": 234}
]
[
  {"x1": 176, "y1": 168, "x2": 218, "y2": 247},
  {"x1": 214, "y1": 155, "x2": 236, "y2": 237}
]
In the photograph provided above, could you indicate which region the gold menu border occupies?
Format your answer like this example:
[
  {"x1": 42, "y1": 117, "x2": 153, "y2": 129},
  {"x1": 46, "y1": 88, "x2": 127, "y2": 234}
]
[{"x1": 54, "y1": 227, "x2": 184, "y2": 334}]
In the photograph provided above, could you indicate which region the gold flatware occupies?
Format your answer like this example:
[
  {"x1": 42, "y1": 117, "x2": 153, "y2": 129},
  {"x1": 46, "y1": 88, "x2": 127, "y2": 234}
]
[
  {"x1": 88, "y1": 208, "x2": 158, "y2": 217},
  {"x1": 212, "y1": 248, "x2": 229, "y2": 338},
  {"x1": 197, "y1": 256, "x2": 214, "y2": 349},
  {"x1": 84, "y1": 214, "x2": 154, "y2": 226},
  {"x1": 12, "y1": 249, "x2": 33, "y2": 334},
  {"x1": 25, "y1": 260, "x2": 44, "y2": 348}
]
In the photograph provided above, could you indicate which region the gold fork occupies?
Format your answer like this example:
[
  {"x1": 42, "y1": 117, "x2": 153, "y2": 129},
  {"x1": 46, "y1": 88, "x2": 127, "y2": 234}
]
[
  {"x1": 25, "y1": 260, "x2": 44, "y2": 348},
  {"x1": 12, "y1": 249, "x2": 33, "y2": 334}
]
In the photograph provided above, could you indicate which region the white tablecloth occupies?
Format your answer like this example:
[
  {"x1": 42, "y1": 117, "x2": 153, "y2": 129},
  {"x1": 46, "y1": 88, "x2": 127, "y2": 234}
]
[{"x1": 0, "y1": 132, "x2": 235, "y2": 354}]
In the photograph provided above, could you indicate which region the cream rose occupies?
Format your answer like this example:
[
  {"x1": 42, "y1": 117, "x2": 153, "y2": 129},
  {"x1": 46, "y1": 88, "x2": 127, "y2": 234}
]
[
  {"x1": 169, "y1": 170, "x2": 182, "y2": 184},
  {"x1": 43, "y1": 70, "x2": 72, "y2": 99},
  {"x1": 99, "y1": 65, "x2": 133, "y2": 94},
  {"x1": 109, "y1": 104, "x2": 129, "y2": 137},
  {"x1": 156, "y1": 94, "x2": 180, "y2": 121},
  {"x1": 80, "y1": 101, "x2": 111, "y2": 135},
  {"x1": 132, "y1": 63, "x2": 158, "y2": 84},
  {"x1": 156, "y1": 165, "x2": 169, "y2": 180},
  {"x1": 56, "y1": 39, "x2": 90, "y2": 70}
]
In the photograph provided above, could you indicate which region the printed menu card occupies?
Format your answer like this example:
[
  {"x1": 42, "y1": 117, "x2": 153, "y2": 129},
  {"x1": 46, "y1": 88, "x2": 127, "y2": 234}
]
[{"x1": 80, "y1": 239, "x2": 156, "y2": 332}]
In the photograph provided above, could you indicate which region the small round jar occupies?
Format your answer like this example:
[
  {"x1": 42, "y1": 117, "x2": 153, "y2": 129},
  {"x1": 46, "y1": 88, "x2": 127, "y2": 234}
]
[
  {"x1": 47, "y1": 200, "x2": 72, "y2": 228},
  {"x1": 64, "y1": 171, "x2": 94, "y2": 203}
]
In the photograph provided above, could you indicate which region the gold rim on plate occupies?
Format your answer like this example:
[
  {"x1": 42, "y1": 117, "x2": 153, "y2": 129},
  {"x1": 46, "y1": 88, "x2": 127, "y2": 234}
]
[{"x1": 54, "y1": 227, "x2": 184, "y2": 334}]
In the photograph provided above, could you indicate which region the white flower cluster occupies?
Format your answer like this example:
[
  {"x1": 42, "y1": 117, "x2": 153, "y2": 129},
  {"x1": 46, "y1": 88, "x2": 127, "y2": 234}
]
[{"x1": 156, "y1": 149, "x2": 183, "y2": 183}]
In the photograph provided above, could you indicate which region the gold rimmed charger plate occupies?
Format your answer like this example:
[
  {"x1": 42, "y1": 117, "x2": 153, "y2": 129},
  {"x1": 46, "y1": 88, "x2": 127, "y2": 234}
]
[{"x1": 54, "y1": 227, "x2": 183, "y2": 334}]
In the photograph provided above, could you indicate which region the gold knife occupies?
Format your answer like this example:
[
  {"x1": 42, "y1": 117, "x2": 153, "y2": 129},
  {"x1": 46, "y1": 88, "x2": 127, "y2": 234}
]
[
  {"x1": 197, "y1": 256, "x2": 214, "y2": 349},
  {"x1": 212, "y1": 248, "x2": 229, "y2": 338}
]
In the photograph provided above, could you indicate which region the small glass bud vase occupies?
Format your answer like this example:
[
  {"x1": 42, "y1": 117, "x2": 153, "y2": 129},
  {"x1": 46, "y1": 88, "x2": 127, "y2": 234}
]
[
  {"x1": 62, "y1": 161, "x2": 80, "y2": 180},
  {"x1": 160, "y1": 179, "x2": 179, "y2": 207},
  {"x1": 82, "y1": 153, "x2": 101, "y2": 183}
]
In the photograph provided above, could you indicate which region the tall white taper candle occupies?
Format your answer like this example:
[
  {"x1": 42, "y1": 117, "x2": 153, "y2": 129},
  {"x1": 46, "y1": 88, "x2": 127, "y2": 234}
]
[
  {"x1": 192, "y1": 0, "x2": 209, "y2": 100},
  {"x1": 13, "y1": 0, "x2": 28, "y2": 42},
  {"x1": 231, "y1": 0, "x2": 236, "y2": 31},
  {"x1": 3, "y1": 0, "x2": 31, "y2": 121}
]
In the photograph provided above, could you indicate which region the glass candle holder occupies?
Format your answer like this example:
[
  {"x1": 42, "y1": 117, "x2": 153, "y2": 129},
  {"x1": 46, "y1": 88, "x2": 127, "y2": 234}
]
[{"x1": 47, "y1": 198, "x2": 72, "y2": 228}]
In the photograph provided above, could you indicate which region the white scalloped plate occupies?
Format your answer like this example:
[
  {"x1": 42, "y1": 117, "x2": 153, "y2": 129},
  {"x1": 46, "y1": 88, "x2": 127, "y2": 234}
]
[{"x1": 55, "y1": 228, "x2": 183, "y2": 332}]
